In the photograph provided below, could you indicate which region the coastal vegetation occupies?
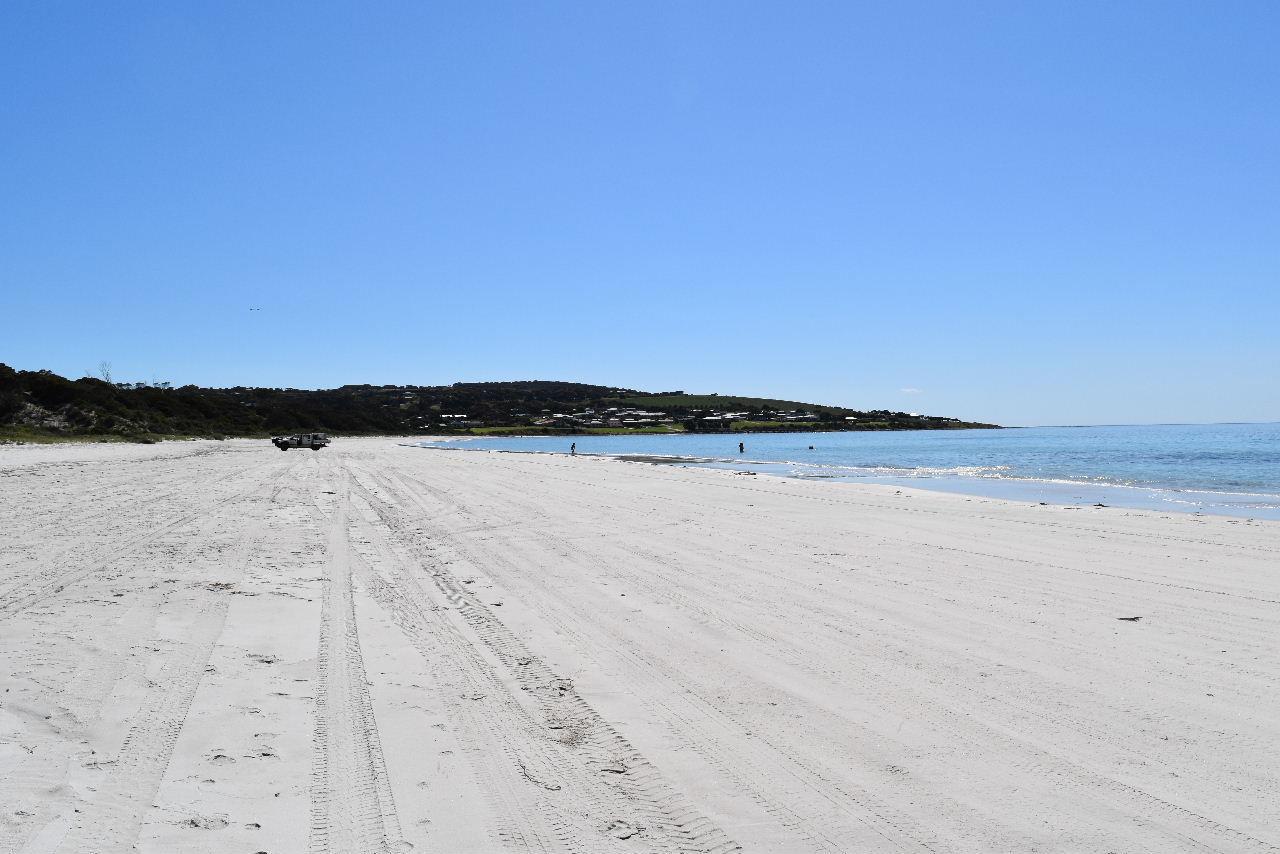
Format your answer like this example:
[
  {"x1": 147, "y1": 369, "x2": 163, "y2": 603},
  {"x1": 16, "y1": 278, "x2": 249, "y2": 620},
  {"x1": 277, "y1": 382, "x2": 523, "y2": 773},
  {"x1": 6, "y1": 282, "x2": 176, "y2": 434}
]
[{"x1": 0, "y1": 364, "x2": 998, "y2": 442}]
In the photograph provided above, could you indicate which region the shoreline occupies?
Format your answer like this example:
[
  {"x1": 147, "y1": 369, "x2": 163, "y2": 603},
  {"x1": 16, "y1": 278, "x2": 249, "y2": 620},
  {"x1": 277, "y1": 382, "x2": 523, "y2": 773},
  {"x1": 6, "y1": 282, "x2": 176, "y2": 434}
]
[{"x1": 413, "y1": 441, "x2": 1280, "y2": 522}]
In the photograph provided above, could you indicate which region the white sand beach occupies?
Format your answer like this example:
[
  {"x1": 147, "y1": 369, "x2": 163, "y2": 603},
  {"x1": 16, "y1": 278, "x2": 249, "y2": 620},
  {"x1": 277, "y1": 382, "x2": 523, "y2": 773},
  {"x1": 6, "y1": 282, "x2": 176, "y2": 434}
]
[{"x1": 1, "y1": 437, "x2": 1278, "y2": 854}]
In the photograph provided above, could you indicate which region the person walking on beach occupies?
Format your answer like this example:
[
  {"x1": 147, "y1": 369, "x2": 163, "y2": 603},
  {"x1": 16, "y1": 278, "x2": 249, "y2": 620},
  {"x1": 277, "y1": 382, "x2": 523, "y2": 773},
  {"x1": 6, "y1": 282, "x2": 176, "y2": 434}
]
[
  {"x1": 570, "y1": 442, "x2": 576, "y2": 455},
  {"x1": 739, "y1": 441, "x2": 744, "y2": 454}
]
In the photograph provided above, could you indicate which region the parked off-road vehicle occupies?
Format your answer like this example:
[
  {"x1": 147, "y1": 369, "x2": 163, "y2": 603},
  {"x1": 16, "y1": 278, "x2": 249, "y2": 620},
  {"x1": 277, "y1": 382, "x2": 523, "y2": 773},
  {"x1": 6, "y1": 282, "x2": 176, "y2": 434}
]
[{"x1": 272, "y1": 433, "x2": 330, "y2": 451}]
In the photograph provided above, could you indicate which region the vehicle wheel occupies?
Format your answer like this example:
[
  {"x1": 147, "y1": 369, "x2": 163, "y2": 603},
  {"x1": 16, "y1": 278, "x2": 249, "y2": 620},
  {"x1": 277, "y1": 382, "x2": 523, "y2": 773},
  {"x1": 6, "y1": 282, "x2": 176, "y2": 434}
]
[
  {"x1": 279, "y1": 446, "x2": 288, "y2": 451},
  {"x1": 311, "y1": 446, "x2": 320, "y2": 451}
]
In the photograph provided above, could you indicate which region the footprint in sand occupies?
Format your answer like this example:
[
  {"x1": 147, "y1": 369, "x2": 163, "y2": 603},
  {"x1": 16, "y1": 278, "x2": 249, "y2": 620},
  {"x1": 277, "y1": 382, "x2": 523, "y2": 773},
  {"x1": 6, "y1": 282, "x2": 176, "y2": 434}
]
[
  {"x1": 181, "y1": 815, "x2": 229, "y2": 830},
  {"x1": 605, "y1": 819, "x2": 639, "y2": 839}
]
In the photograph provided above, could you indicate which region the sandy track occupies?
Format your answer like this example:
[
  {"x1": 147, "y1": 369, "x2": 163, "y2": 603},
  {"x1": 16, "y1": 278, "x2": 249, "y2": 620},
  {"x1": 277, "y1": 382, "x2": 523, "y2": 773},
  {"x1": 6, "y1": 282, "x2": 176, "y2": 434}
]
[{"x1": 1, "y1": 438, "x2": 1277, "y2": 853}]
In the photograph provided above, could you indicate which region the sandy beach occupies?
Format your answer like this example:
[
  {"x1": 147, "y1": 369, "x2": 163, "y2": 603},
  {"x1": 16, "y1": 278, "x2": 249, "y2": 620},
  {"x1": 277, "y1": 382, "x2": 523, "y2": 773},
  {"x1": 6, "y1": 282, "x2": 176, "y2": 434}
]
[{"x1": 1, "y1": 437, "x2": 1278, "y2": 853}]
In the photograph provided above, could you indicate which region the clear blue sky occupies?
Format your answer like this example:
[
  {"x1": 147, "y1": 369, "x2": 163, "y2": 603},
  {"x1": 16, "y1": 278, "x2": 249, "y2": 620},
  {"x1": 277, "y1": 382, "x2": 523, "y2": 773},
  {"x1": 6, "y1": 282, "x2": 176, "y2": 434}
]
[{"x1": 3, "y1": 2, "x2": 1277, "y2": 426}]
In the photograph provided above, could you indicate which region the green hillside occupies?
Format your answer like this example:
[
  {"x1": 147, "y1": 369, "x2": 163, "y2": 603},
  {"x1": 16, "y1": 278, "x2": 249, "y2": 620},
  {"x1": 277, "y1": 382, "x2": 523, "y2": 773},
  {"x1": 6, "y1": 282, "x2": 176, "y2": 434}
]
[{"x1": 0, "y1": 364, "x2": 998, "y2": 442}]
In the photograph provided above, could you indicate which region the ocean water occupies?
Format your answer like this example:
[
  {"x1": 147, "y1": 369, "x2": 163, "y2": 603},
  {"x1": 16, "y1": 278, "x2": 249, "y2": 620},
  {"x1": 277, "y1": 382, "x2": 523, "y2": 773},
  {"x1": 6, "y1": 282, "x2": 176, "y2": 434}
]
[{"x1": 417, "y1": 423, "x2": 1280, "y2": 520}]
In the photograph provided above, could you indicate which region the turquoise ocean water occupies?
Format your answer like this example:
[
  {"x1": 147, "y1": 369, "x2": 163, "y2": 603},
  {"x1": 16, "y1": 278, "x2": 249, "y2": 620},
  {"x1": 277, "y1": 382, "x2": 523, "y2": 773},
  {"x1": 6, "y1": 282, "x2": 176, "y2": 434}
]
[{"x1": 418, "y1": 423, "x2": 1280, "y2": 520}]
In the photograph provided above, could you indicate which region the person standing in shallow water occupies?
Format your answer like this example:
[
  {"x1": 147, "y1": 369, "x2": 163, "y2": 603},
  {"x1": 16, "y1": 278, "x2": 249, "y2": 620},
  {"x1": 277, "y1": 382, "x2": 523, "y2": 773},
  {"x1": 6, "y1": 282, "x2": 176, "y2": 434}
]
[
  {"x1": 570, "y1": 443, "x2": 576, "y2": 455},
  {"x1": 739, "y1": 442, "x2": 744, "y2": 454}
]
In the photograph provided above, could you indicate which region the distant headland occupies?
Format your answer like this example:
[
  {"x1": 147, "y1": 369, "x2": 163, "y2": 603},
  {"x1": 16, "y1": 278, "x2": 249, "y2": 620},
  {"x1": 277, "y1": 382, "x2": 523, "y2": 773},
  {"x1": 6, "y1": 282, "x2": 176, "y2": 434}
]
[{"x1": 0, "y1": 365, "x2": 999, "y2": 443}]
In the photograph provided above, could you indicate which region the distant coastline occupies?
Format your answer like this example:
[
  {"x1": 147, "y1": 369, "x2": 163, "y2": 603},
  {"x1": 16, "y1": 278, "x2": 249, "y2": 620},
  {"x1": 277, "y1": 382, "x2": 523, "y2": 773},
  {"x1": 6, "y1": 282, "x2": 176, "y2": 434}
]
[{"x1": 0, "y1": 364, "x2": 998, "y2": 443}]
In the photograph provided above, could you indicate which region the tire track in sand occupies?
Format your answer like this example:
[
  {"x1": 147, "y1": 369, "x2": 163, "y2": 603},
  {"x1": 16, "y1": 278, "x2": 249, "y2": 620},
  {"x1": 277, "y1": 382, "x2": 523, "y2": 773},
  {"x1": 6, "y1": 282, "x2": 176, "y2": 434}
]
[
  {"x1": 308, "y1": 473, "x2": 408, "y2": 854},
  {"x1": 344, "y1": 464, "x2": 740, "y2": 854}
]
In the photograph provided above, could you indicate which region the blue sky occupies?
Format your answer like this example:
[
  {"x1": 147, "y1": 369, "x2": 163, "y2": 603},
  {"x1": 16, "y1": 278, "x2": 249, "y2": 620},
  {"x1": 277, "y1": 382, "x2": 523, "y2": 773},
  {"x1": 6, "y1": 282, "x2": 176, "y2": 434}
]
[{"x1": 2, "y1": 1, "x2": 1276, "y2": 426}]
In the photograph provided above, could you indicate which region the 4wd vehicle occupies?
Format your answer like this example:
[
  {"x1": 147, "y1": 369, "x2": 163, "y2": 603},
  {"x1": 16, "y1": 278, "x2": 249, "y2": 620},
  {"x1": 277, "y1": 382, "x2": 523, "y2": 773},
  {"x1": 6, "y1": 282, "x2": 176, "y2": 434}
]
[{"x1": 272, "y1": 432, "x2": 330, "y2": 451}]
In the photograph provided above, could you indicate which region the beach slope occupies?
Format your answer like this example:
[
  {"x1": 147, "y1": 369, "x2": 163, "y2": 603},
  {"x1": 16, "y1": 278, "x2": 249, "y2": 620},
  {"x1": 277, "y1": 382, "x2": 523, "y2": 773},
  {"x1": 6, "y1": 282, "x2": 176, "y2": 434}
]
[{"x1": 1, "y1": 438, "x2": 1277, "y2": 853}]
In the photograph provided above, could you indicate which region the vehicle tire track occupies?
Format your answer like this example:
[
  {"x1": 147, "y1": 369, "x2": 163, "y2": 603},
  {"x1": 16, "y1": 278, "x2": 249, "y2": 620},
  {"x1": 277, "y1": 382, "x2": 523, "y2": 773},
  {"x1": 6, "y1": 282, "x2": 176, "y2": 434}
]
[
  {"x1": 308, "y1": 474, "x2": 408, "y2": 854},
  {"x1": 344, "y1": 464, "x2": 740, "y2": 854},
  {"x1": 373, "y1": 468, "x2": 929, "y2": 854}
]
